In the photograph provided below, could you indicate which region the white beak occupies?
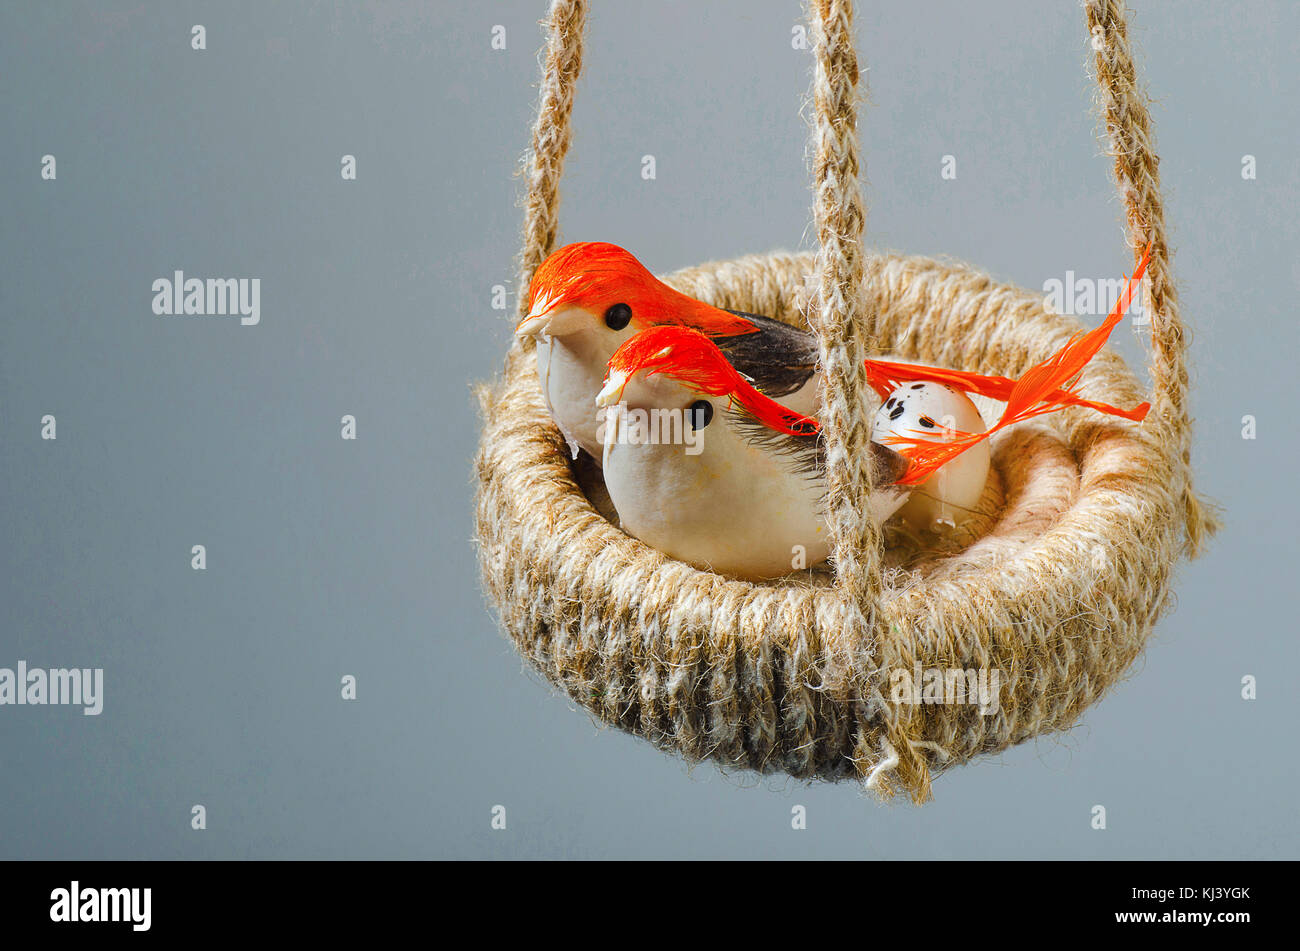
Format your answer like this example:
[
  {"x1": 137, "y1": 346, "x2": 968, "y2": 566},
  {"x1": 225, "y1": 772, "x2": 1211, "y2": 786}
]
[
  {"x1": 515, "y1": 307, "x2": 554, "y2": 339},
  {"x1": 515, "y1": 297, "x2": 585, "y2": 340},
  {"x1": 594, "y1": 371, "x2": 629, "y2": 407}
]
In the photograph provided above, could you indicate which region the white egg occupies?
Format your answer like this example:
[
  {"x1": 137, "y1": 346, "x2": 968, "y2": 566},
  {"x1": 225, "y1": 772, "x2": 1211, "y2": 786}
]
[{"x1": 871, "y1": 382, "x2": 990, "y2": 531}]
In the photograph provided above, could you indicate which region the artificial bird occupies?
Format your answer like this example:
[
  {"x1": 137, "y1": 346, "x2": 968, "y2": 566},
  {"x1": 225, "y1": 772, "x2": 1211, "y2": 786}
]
[
  {"x1": 593, "y1": 325, "x2": 910, "y2": 580},
  {"x1": 516, "y1": 242, "x2": 818, "y2": 460}
]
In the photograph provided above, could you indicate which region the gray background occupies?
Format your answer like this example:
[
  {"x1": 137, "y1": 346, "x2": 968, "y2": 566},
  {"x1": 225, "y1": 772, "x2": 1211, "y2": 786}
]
[{"x1": 1, "y1": 0, "x2": 1296, "y2": 859}]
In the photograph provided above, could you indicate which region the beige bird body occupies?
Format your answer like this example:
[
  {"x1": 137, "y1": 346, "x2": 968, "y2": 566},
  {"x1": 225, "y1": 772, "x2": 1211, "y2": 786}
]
[
  {"x1": 599, "y1": 379, "x2": 831, "y2": 579},
  {"x1": 530, "y1": 311, "x2": 620, "y2": 458},
  {"x1": 594, "y1": 335, "x2": 910, "y2": 581}
]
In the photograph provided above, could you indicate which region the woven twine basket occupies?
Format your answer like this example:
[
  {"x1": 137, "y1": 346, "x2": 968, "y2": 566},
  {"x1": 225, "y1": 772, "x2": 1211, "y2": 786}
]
[{"x1": 474, "y1": 0, "x2": 1219, "y2": 801}]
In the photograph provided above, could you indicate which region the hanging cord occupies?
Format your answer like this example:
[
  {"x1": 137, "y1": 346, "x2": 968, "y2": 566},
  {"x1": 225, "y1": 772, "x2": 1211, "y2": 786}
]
[
  {"x1": 516, "y1": 0, "x2": 587, "y2": 324},
  {"x1": 806, "y1": 0, "x2": 884, "y2": 613},
  {"x1": 805, "y1": 0, "x2": 929, "y2": 798},
  {"x1": 1085, "y1": 0, "x2": 1220, "y2": 555}
]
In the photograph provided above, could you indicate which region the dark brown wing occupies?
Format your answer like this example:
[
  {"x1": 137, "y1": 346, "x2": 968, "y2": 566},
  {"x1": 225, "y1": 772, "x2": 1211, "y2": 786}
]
[{"x1": 714, "y1": 309, "x2": 819, "y2": 398}]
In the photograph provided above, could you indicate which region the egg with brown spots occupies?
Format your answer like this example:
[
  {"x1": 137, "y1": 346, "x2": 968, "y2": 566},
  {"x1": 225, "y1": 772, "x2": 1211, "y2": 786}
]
[{"x1": 871, "y1": 382, "x2": 990, "y2": 531}]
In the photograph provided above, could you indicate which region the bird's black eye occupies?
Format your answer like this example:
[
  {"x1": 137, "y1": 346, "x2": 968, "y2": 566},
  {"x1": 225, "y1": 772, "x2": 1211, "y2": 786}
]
[
  {"x1": 688, "y1": 399, "x2": 714, "y2": 430},
  {"x1": 604, "y1": 303, "x2": 632, "y2": 330}
]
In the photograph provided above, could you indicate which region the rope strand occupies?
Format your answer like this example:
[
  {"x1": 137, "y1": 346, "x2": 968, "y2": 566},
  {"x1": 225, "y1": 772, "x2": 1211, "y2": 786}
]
[
  {"x1": 806, "y1": 0, "x2": 883, "y2": 610},
  {"x1": 805, "y1": 0, "x2": 928, "y2": 798},
  {"x1": 1085, "y1": 0, "x2": 1220, "y2": 555},
  {"x1": 516, "y1": 0, "x2": 587, "y2": 321}
]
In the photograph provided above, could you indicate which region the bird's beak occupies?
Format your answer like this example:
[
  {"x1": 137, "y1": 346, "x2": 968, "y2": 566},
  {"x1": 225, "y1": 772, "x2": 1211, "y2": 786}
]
[
  {"x1": 594, "y1": 371, "x2": 630, "y2": 407},
  {"x1": 515, "y1": 287, "x2": 557, "y2": 339},
  {"x1": 515, "y1": 295, "x2": 586, "y2": 340},
  {"x1": 515, "y1": 310, "x2": 553, "y2": 340}
]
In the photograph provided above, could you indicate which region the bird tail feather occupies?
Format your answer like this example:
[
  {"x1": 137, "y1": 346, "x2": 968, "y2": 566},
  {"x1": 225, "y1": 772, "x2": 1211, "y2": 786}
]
[{"x1": 880, "y1": 244, "x2": 1152, "y2": 486}]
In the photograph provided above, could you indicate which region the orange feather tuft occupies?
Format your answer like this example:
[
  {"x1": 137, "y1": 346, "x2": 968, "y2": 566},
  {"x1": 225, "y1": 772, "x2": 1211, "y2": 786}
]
[
  {"x1": 885, "y1": 243, "x2": 1153, "y2": 485},
  {"x1": 525, "y1": 243, "x2": 761, "y2": 337},
  {"x1": 606, "y1": 327, "x2": 820, "y2": 437}
]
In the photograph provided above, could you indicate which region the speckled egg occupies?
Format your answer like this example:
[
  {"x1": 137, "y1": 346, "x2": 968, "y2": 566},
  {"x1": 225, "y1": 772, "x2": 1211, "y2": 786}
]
[{"x1": 871, "y1": 382, "x2": 991, "y2": 531}]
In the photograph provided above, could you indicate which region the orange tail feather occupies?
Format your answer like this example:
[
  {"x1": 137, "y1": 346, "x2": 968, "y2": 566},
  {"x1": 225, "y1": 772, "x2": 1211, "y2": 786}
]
[{"x1": 884, "y1": 244, "x2": 1153, "y2": 485}]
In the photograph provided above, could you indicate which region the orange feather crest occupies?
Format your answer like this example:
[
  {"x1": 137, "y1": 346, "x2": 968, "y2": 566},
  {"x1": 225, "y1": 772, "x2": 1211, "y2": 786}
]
[
  {"x1": 525, "y1": 243, "x2": 760, "y2": 337},
  {"x1": 605, "y1": 326, "x2": 820, "y2": 437}
]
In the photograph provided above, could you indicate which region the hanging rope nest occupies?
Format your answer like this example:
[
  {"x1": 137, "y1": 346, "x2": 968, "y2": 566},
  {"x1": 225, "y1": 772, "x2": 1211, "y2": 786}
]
[{"x1": 474, "y1": 0, "x2": 1219, "y2": 801}]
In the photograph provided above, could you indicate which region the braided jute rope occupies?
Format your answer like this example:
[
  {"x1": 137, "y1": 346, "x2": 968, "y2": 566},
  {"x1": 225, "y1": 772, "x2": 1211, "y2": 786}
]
[
  {"x1": 1085, "y1": 0, "x2": 1221, "y2": 554},
  {"x1": 474, "y1": 0, "x2": 1217, "y2": 801},
  {"x1": 515, "y1": 0, "x2": 586, "y2": 323}
]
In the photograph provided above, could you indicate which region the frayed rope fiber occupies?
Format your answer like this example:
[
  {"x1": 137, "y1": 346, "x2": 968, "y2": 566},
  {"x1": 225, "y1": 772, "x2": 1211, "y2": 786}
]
[{"x1": 474, "y1": 0, "x2": 1218, "y2": 802}]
